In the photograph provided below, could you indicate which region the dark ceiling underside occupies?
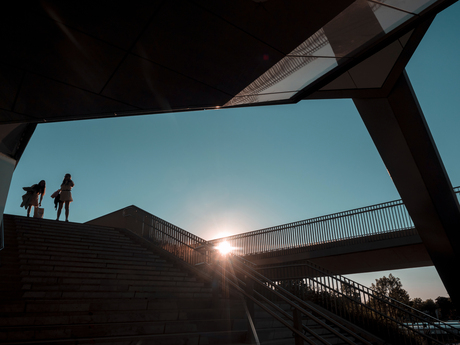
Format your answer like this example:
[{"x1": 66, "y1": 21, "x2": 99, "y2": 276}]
[
  {"x1": 0, "y1": 0, "x2": 453, "y2": 125},
  {"x1": 0, "y1": 0, "x2": 352, "y2": 124}
]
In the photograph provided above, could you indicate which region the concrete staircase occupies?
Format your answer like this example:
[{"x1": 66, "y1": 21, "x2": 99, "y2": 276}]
[{"x1": 0, "y1": 215, "x2": 249, "y2": 344}]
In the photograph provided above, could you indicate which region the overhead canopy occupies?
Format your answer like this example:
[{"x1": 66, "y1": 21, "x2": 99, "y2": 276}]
[{"x1": 0, "y1": 0, "x2": 455, "y2": 125}]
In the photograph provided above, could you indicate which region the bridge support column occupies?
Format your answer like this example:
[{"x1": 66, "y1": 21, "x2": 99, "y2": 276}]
[{"x1": 353, "y1": 70, "x2": 460, "y2": 307}]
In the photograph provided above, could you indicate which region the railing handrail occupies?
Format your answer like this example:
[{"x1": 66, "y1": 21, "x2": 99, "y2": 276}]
[
  {"x1": 231, "y1": 255, "x2": 451, "y2": 345},
  {"x1": 123, "y1": 205, "x2": 207, "y2": 243},
  {"x1": 123, "y1": 207, "x2": 351, "y2": 344},
  {"x1": 222, "y1": 186, "x2": 460, "y2": 241},
  {"x1": 226, "y1": 255, "x2": 375, "y2": 345},
  {"x1": 124, "y1": 207, "x2": 203, "y2": 250},
  {"x1": 257, "y1": 260, "x2": 460, "y2": 339},
  {"x1": 212, "y1": 261, "x2": 324, "y2": 345},
  {"x1": 207, "y1": 187, "x2": 460, "y2": 258},
  {"x1": 122, "y1": 207, "x2": 379, "y2": 344},
  {"x1": 207, "y1": 201, "x2": 414, "y2": 257},
  {"x1": 214, "y1": 199, "x2": 406, "y2": 240}
]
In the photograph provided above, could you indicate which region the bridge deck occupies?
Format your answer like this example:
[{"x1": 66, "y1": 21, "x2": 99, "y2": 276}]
[{"x1": 247, "y1": 228, "x2": 432, "y2": 277}]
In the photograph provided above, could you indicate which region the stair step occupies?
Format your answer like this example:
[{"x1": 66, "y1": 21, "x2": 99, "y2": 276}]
[
  {"x1": 21, "y1": 285, "x2": 209, "y2": 294},
  {"x1": 20, "y1": 286, "x2": 212, "y2": 299},
  {"x1": 0, "y1": 305, "x2": 247, "y2": 326},
  {"x1": 17, "y1": 243, "x2": 157, "y2": 257},
  {"x1": 21, "y1": 275, "x2": 197, "y2": 286},
  {"x1": 16, "y1": 227, "x2": 130, "y2": 238},
  {"x1": 18, "y1": 250, "x2": 160, "y2": 263},
  {"x1": 16, "y1": 232, "x2": 132, "y2": 246},
  {"x1": 16, "y1": 227, "x2": 132, "y2": 240},
  {"x1": 0, "y1": 329, "x2": 249, "y2": 345},
  {"x1": 20, "y1": 270, "x2": 191, "y2": 281},
  {"x1": 14, "y1": 221, "x2": 121, "y2": 232},
  {"x1": 14, "y1": 227, "x2": 125, "y2": 241},
  {"x1": 16, "y1": 229, "x2": 142, "y2": 242},
  {"x1": 18, "y1": 252, "x2": 165, "y2": 264},
  {"x1": 0, "y1": 297, "x2": 245, "y2": 312},
  {"x1": 22, "y1": 280, "x2": 205, "y2": 290},
  {"x1": 18, "y1": 254, "x2": 169, "y2": 267},
  {"x1": 0, "y1": 315, "x2": 249, "y2": 340},
  {"x1": 17, "y1": 237, "x2": 147, "y2": 251},
  {"x1": 1, "y1": 215, "x2": 253, "y2": 344},
  {"x1": 19, "y1": 263, "x2": 182, "y2": 274}
]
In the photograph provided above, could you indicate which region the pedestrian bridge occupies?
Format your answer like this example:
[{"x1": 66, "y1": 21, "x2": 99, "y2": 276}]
[
  {"x1": 205, "y1": 186, "x2": 460, "y2": 276},
  {"x1": 89, "y1": 186, "x2": 460, "y2": 278}
]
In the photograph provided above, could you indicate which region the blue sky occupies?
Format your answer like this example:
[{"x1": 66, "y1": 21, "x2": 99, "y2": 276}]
[{"x1": 5, "y1": 2, "x2": 460, "y2": 301}]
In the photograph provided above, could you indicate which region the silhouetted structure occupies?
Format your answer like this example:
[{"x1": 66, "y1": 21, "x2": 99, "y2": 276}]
[{"x1": 1, "y1": 0, "x2": 460, "y2": 310}]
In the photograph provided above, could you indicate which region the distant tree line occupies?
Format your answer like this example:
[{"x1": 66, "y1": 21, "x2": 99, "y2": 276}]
[{"x1": 371, "y1": 273, "x2": 457, "y2": 320}]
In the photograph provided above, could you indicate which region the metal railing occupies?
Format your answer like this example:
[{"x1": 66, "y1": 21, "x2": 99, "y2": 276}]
[
  {"x1": 208, "y1": 187, "x2": 460, "y2": 258},
  {"x1": 256, "y1": 260, "x2": 460, "y2": 345},
  {"x1": 122, "y1": 206, "x2": 378, "y2": 344},
  {"x1": 217, "y1": 255, "x2": 377, "y2": 345},
  {"x1": 122, "y1": 206, "x2": 209, "y2": 266},
  {"x1": 122, "y1": 205, "x2": 460, "y2": 345}
]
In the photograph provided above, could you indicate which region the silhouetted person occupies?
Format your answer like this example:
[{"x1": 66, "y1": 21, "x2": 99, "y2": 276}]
[
  {"x1": 56, "y1": 173, "x2": 74, "y2": 222},
  {"x1": 21, "y1": 180, "x2": 46, "y2": 217}
]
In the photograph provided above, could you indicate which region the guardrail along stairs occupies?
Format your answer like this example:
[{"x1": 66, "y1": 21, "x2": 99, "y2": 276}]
[
  {"x1": 111, "y1": 205, "x2": 460, "y2": 345},
  {"x1": 0, "y1": 215, "x2": 249, "y2": 344},
  {"x1": 103, "y1": 206, "x2": 391, "y2": 344}
]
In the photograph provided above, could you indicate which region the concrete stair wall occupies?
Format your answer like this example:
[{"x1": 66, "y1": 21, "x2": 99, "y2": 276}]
[{"x1": 0, "y1": 215, "x2": 249, "y2": 345}]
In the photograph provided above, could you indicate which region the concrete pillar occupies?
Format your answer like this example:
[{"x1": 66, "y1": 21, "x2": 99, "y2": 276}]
[
  {"x1": 353, "y1": 71, "x2": 460, "y2": 307},
  {"x1": 0, "y1": 154, "x2": 16, "y2": 216},
  {"x1": 0, "y1": 123, "x2": 36, "y2": 248},
  {"x1": 0, "y1": 153, "x2": 16, "y2": 249}
]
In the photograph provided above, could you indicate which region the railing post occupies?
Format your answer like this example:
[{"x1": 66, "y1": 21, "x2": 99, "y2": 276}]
[
  {"x1": 243, "y1": 274, "x2": 256, "y2": 344},
  {"x1": 211, "y1": 261, "x2": 220, "y2": 304},
  {"x1": 292, "y1": 307, "x2": 303, "y2": 345},
  {"x1": 244, "y1": 275, "x2": 260, "y2": 344}
]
